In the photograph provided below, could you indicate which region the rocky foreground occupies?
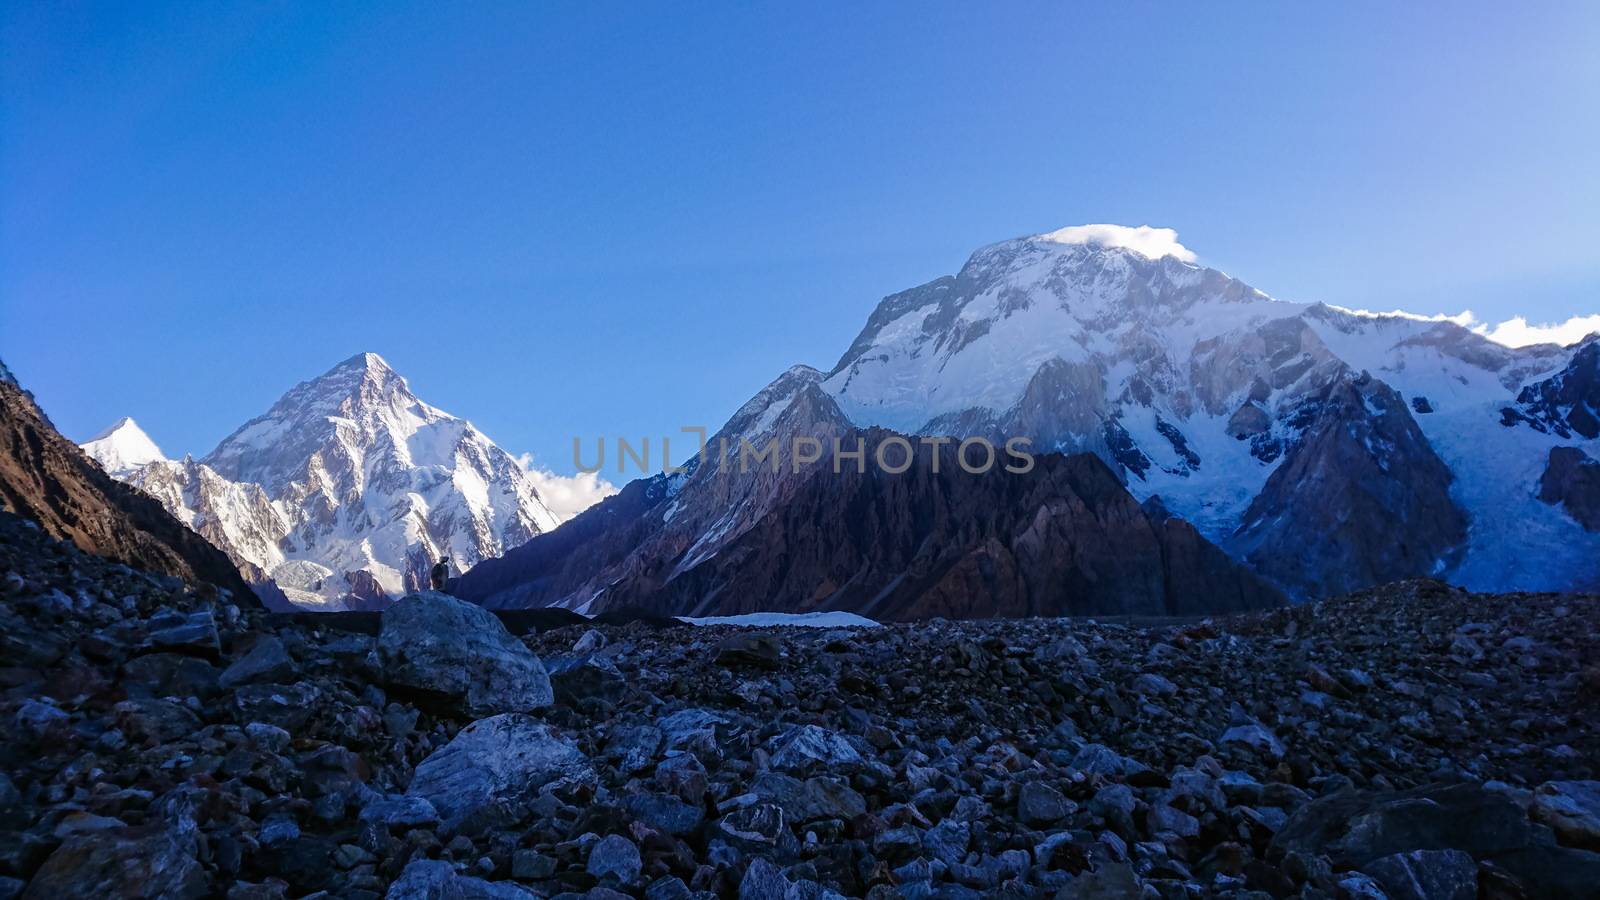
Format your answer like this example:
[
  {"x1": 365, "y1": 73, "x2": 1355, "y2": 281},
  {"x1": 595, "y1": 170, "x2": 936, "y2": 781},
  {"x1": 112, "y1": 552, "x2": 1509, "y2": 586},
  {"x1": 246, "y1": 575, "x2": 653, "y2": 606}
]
[{"x1": 2, "y1": 513, "x2": 1599, "y2": 899}]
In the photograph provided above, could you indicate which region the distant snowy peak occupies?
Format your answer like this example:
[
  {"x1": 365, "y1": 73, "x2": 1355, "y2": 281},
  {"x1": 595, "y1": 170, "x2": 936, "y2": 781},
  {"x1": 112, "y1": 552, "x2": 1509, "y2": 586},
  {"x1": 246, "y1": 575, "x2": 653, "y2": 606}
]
[
  {"x1": 85, "y1": 352, "x2": 559, "y2": 610},
  {"x1": 204, "y1": 351, "x2": 428, "y2": 492},
  {"x1": 82, "y1": 417, "x2": 167, "y2": 476}
]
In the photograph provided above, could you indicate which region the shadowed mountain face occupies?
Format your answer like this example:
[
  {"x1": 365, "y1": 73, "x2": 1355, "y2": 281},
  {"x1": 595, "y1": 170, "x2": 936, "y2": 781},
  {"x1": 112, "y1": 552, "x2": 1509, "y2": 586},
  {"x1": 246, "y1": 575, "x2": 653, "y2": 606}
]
[
  {"x1": 456, "y1": 403, "x2": 1284, "y2": 620},
  {"x1": 0, "y1": 368, "x2": 255, "y2": 600},
  {"x1": 1230, "y1": 372, "x2": 1468, "y2": 599}
]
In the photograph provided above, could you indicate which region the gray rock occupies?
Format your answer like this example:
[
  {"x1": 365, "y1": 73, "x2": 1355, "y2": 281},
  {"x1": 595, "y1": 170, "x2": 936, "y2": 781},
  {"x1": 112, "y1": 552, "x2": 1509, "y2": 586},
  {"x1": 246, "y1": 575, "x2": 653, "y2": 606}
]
[
  {"x1": 379, "y1": 592, "x2": 553, "y2": 716},
  {"x1": 546, "y1": 653, "x2": 626, "y2": 704},
  {"x1": 144, "y1": 608, "x2": 220, "y2": 656},
  {"x1": 622, "y1": 792, "x2": 704, "y2": 835},
  {"x1": 1018, "y1": 781, "x2": 1075, "y2": 826},
  {"x1": 1070, "y1": 744, "x2": 1146, "y2": 777},
  {"x1": 384, "y1": 859, "x2": 536, "y2": 899},
  {"x1": 587, "y1": 834, "x2": 642, "y2": 885},
  {"x1": 23, "y1": 817, "x2": 207, "y2": 899},
  {"x1": 406, "y1": 714, "x2": 590, "y2": 835},
  {"x1": 220, "y1": 635, "x2": 294, "y2": 688},
  {"x1": 1219, "y1": 723, "x2": 1285, "y2": 758},
  {"x1": 1531, "y1": 780, "x2": 1600, "y2": 850},
  {"x1": 1272, "y1": 783, "x2": 1531, "y2": 868},
  {"x1": 769, "y1": 724, "x2": 863, "y2": 772},
  {"x1": 1359, "y1": 849, "x2": 1476, "y2": 900},
  {"x1": 738, "y1": 857, "x2": 791, "y2": 900}
]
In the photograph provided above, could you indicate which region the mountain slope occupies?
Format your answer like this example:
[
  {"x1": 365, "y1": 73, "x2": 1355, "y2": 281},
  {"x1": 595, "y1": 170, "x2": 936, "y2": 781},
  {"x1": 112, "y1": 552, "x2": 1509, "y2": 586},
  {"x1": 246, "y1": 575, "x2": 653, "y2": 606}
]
[{"x1": 0, "y1": 365, "x2": 255, "y2": 599}]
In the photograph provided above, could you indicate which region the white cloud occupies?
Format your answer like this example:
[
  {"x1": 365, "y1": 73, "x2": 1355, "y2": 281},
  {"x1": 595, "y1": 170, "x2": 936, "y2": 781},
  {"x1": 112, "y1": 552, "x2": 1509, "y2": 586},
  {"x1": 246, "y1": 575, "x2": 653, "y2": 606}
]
[
  {"x1": 1038, "y1": 224, "x2": 1197, "y2": 262},
  {"x1": 1469, "y1": 314, "x2": 1600, "y2": 348},
  {"x1": 1328, "y1": 305, "x2": 1600, "y2": 348},
  {"x1": 516, "y1": 453, "x2": 619, "y2": 523}
]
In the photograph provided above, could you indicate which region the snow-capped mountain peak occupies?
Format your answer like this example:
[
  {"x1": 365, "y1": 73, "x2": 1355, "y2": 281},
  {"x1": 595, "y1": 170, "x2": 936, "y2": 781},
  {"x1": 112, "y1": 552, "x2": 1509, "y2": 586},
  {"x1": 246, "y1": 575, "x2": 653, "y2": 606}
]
[
  {"x1": 82, "y1": 417, "x2": 167, "y2": 476},
  {"x1": 1036, "y1": 223, "x2": 1198, "y2": 262},
  {"x1": 84, "y1": 352, "x2": 560, "y2": 609}
]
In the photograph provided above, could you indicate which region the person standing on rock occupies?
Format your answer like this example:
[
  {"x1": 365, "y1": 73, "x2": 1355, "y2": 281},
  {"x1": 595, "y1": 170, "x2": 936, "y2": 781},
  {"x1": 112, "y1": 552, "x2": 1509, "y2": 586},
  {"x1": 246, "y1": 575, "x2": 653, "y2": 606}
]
[{"x1": 430, "y1": 556, "x2": 451, "y2": 592}]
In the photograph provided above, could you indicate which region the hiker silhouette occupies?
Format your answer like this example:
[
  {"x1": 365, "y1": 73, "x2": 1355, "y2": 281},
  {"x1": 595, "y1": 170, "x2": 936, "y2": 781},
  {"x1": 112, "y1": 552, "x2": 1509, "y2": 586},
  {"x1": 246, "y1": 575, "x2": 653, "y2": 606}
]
[{"x1": 430, "y1": 557, "x2": 451, "y2": 592}]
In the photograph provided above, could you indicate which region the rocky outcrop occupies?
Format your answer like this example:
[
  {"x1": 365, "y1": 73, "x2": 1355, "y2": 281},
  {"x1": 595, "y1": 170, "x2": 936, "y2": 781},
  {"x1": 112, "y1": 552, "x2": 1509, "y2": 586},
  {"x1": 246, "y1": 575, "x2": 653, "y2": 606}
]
[
  {"x1": 1506, "y1": 341, "x2": 1600, "y2": 439},
  {"x1": 1540, "y1": 446, "x2": 1600, "y2": 532},
  {"x1": 0, "y1": 367, "x2": 254, "y2": 601},
  {"x1": 377, "y1": 592, "x2": 553, "y2": 715},
  {"x1": 1230, "y1": 372, "x2": 1467, "y2": 598}
]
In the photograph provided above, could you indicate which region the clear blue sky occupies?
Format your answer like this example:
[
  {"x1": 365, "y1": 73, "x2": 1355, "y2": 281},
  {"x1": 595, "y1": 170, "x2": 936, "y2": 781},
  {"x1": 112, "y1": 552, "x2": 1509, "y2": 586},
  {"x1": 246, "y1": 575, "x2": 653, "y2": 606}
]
[{"x1": 4, "y1": 1, "x2": 1597, "y2": 473}]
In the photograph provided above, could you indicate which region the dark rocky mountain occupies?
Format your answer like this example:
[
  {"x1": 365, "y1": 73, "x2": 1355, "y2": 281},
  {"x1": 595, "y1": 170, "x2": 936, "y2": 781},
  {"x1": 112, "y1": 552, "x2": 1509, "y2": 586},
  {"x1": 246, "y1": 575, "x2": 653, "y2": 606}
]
[
  {"x1": 0, "y1": 366, "x2": 254, "y2": 601},
  {"x1": 1540, "y1": 446, "x2": 1600, "y2": 532},
  {"x1": 2, "y1": 516, "x2": 1598, "y2": 897},
  {"x1": 1229, "y1": 371, "x2": 1468, "y2": 598},
  {"x1": 1505, "y1": 340, "x2": 1600, "y2": 439},
  {"x1": 580, "y1": 439, "x2": 1281, "y2": 620},
  {"x1": 457, "y1": 366, "x2": 1282, "y2": 619}
]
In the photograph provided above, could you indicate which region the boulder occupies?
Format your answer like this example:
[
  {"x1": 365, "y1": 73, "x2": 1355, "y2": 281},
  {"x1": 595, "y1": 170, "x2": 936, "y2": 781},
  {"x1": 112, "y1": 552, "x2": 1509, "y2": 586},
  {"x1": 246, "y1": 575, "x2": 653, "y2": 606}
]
[
  {"x1": 23, "y1": 817, "x2": 206, "y2": 899},
  {"x1": 405, "y1": 714, "x2": 590, "y2": 834},
  {"x1": 219, "y1": 635, "x2": 294, "y2": 689},
  {"x1": 384, "y1": 859, "x2": 536, "y2": 899},
  {"x1": 586, "y1": 834, "x2": 642, "y2": 885},
  {"x1": 1358, "y1": 849, "x2": 1476, "y2": 900},
  {"x1": 1531, "y1": 780, "x2": 1600, "y2": 850},
  {"x1": 378, "y1": 591, "x2": 553, "y2": 716},
  {"x1": 1271, "y1": 783, "x2": 1531, "y2": 868}
]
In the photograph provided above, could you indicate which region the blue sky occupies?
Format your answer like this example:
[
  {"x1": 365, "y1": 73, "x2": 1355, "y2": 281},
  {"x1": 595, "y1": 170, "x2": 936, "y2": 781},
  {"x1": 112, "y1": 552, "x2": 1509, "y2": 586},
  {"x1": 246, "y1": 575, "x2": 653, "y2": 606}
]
[{"x1": 4, "y1": 1, "x2": 1598, "y2": 475}]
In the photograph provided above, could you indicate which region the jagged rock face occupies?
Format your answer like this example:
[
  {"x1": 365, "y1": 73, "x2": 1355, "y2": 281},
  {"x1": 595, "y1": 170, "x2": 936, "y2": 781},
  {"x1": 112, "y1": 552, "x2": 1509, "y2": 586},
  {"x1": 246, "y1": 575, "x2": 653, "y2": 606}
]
[
  {"x1": 1507, "y1": 341, "x2": 1600, "y2": 439},
  {"x1": 0, "y1": 372, "x2": 253, "y2": 599},
  {"x1": 593, "y1": 438, "x2": 1282, "y2": 620},
  {"x1": 84, "y1": 353, "x2": 557, "y2": 610},
  {"x1": 1540, "y1": 446, "x2": 1600, "y2": 532},
  {"x1": 1230, "y1": 373, "x2": 1468, "y2": 598},
  {"x1": 125, "y1": 458, "x2": 290, "y2": 579}
]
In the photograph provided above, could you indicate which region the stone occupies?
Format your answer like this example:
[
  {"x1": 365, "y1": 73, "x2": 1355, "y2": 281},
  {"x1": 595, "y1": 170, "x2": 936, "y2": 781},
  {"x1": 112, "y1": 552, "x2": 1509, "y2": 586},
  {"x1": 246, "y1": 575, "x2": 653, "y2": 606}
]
[
  {"x1": 716, "y1": 633, "x2": 782, "y2": 668},
  {"x1": 1530, "y1": 780, "x2": 1600, "y2": 850},
  {"x1": 511, "y1": 849, "x2": 557, "y2": 880},
  {"x1": 587, "y1": 834, "x2": 642, "y2": 885},
  {"x1": 545, "y1": 653, "x2": 627, "y2": 704},
  {"x1": 738, "y1": 857, "x2": 791, "y2": 900},
  {"x1": 378, "y1": 592, "x2": 554, "y2": 716},
  {"x1": 1219, "y1": 723, "x2": 1284, "y2": 758},
  {"x1": 23, "y1": 818, "x2": 207, "y2": 899},
  {"x1": 384, "y1": 858, "x2": 536, "y2": 899},
  {"x1": 144, "y1": 608, "x2": 220, "y2": 656},
  {"x1": 219, "y1": 634, "x2": 294, "y2": 688},
  {"x1": 1359, "y1": 849, "x2": 1476, "y2": 900},
  {"x1": 623, "y1": 792, "x2": 705, "y2": 836},
  {"x1": 1018, "y1": 781, "x2": 1074, "y2": 826},
  {"x1": 1272, "y1": 783, "x2": 1531, "y2": 868},
  {"x1": 768, "y1": 724, "x2": 863, "y2": 773},
  {"x1": 405, "y1": 714, "x2": 590, "y2": 835}
]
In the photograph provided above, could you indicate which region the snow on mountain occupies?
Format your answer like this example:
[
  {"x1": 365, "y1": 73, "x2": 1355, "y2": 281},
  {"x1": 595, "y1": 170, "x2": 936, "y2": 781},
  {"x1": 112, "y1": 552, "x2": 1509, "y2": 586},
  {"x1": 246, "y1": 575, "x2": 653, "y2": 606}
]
[
  {"x1": 81, "y1": 418, "x2": 167, "y2": 476},
  {"x1": 85, "y1": 352, "x2": 561, "y2": 609},
  {"x1": 823, "y1": 225, "x2": 1600, "y2": 594}
]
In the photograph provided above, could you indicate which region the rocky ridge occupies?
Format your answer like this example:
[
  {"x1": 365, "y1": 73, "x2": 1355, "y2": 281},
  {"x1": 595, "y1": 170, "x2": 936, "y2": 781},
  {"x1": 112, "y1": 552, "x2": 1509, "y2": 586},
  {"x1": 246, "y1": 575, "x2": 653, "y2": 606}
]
[{"x1": 3, "y1": 511, "x2": 1598, "y2": 898}]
